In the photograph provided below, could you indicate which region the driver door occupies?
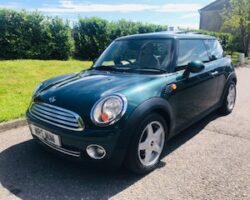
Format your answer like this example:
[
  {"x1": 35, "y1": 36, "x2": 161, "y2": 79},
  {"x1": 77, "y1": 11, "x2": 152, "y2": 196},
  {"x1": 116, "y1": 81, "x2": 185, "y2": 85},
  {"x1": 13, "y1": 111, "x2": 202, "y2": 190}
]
[{"x1": 168, "y1": 39, "x2": 218, "y2": 133}]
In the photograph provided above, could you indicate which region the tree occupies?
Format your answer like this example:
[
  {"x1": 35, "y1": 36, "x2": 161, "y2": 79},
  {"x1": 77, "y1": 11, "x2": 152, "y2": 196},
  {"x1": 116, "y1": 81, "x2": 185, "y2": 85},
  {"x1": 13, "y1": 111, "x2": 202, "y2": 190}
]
[
  {"x1": 73, "y1": 17, "x2": 109, "y2": 60},
  {"x1": 48, "y1": 17, "x2": 74, "y2": 60},
  {"x1": 222, "y1": 0, "x2": 250, "y2": 56}
]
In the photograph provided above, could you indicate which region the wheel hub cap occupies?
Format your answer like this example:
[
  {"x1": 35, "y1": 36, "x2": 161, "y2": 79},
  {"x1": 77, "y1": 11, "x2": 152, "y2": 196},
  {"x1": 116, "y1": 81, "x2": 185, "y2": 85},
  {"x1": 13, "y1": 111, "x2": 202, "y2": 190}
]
[
  {"x1": 138, "y1": 121, "x2": 165, "y2": 167},
  {"x1": 227, "y1": 84, "x2": 236, "y2": 110}
]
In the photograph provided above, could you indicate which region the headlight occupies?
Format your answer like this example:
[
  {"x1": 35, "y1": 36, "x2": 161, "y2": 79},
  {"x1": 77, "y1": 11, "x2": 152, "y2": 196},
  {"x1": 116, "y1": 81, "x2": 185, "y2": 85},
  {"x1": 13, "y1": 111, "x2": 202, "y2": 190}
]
[
  {"x1": 91, "y1": 95, "x2": 127, "y2": 126},
  {"x1": 32, "y1": 83, "x2": 43, "y2": 97}
]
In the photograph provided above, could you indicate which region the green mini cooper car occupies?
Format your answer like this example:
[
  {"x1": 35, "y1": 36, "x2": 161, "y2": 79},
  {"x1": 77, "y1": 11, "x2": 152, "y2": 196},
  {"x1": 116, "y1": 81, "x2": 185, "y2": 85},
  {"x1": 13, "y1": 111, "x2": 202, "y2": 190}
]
[{"x1": 27, "y1": 32, "x2": 237, "y2": 174}]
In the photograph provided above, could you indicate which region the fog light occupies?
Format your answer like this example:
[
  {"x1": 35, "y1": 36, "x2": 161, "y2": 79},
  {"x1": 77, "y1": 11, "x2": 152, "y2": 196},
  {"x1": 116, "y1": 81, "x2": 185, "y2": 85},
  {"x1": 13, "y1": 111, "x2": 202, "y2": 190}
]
[{"x1": 86, "y1": 145, "x2": 106, "y2": 159}]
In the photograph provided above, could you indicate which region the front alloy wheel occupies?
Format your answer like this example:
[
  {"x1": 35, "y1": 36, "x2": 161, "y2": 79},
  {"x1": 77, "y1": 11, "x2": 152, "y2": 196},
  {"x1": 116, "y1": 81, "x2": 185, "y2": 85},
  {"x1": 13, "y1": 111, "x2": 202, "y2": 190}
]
[
  {"x1": 138, "y1": 121, "x2": 165, "y2": 167},
  {"x1": 125, "y1": 113, "x2": 167, "y2": 174}
]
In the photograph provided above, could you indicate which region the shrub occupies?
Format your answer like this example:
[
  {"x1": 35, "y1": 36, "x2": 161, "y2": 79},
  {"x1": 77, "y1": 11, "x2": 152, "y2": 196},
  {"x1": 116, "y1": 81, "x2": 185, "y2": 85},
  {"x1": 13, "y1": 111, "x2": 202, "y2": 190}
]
[
  {"x1": 73, "y1": 18, "x2": 168, "y2": 60},
  {"x1": 0, "y1": 9, "x2": 73, "y2": 60},
  {"x1": 73, "y1": 17, "x2": 109, "y2": 60},
  {"x1": 48, "y1": 17, "x2": 74, "y2": 60}
]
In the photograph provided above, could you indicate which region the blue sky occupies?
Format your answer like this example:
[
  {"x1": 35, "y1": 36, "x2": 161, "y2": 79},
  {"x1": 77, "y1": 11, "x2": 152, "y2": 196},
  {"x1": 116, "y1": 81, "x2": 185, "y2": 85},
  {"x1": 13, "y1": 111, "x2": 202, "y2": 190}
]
[{"x1": 0, "y1": 0, "x2": 215, "y2": 29}]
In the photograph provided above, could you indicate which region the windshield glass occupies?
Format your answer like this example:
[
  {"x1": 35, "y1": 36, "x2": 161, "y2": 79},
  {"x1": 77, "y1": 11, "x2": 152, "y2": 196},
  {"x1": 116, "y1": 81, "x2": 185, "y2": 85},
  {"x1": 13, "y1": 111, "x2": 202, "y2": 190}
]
[{"x1": 93, "y1": 39, "x2": 173, "y2": 73}]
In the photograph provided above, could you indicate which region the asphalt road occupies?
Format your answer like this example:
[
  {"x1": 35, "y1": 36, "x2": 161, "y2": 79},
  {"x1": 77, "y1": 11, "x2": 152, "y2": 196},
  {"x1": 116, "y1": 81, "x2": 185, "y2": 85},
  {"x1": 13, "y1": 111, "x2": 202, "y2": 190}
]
[{"x1": 1, "y1": 67, "x2": 250, "y2": 200}]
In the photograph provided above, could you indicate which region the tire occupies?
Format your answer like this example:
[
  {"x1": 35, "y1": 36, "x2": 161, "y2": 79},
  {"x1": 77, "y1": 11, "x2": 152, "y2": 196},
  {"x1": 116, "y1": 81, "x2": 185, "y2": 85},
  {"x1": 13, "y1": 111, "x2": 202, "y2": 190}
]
[
  {"x1": 219, "y1": 81, "x2": 236, "y2": 115},
  {"x1": 124, "y1": 113, "x2": 167, "y2": 174}
]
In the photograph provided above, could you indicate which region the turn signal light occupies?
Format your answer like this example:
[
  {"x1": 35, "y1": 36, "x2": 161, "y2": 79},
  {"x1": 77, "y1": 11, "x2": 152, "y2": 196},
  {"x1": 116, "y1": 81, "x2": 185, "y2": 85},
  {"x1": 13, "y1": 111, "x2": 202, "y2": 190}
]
[
  {"x1": 101, "y1": 112, "x2": 109, "y2": 122},
  {"x1": 170, "y1": 84, "x2": 177, "y2": 90}
]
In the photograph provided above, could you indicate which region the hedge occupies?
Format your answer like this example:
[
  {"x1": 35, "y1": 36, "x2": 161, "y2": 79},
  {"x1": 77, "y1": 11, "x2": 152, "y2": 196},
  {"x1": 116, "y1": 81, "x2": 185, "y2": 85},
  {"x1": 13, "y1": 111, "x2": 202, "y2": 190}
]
[
  {"x1": 0, "y1": 9, "x2": 240, "y2": 60},
  {"x1": 73, "y1": 18, "x2": 168, "y2": 60},
  {"x1": 0, "y1": 9, "x2": 73, "y2": 60}
]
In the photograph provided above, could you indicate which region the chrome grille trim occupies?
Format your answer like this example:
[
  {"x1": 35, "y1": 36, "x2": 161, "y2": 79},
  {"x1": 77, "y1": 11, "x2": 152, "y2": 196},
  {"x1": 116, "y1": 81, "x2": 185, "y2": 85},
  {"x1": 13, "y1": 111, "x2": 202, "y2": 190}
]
[
  {"x1": 32, "y1": 107, "x2": 77, "y2": 123},
  {"x1": 29, "y1": 102, "x2": 84, "y2": 131}
]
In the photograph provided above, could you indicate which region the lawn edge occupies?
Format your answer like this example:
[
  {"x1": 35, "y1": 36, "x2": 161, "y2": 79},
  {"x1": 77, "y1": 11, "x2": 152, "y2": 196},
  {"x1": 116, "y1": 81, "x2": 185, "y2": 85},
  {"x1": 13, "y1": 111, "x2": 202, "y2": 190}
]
[{"x1": 0, "y1": 118, "x2": 27, "y2": 133}]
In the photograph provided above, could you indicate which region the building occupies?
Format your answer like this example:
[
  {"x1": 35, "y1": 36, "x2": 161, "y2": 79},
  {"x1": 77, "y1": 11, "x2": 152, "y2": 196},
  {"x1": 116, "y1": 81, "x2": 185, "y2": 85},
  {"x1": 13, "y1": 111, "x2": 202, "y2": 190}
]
[{"x1": 199, "y1": 0, "x2": 229, "y2": 32}]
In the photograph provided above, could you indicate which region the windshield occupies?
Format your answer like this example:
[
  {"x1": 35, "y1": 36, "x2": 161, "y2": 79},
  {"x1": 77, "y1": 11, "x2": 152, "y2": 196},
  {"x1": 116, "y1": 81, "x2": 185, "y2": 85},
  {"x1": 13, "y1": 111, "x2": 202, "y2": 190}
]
[{"x1": 93, "y1": 39, "x2": 173, "y2": 73}]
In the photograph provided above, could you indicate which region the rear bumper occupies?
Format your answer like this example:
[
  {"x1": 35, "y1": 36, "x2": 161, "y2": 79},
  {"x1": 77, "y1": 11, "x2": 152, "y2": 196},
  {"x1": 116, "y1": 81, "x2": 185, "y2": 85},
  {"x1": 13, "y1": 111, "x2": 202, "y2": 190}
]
[{"x1": 26, "y1": 112, "x2": 128, "y2": 166}]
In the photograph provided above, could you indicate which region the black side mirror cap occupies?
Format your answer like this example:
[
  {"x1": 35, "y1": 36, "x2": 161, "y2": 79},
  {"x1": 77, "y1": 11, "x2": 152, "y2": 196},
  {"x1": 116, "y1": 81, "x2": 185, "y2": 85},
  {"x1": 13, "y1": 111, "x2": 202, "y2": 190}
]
[
  {"x1": 210, "y1": 55, "x2": 217, "y2": 61},
  {"x1": 183, "y1": 61, "x2": 205, "y2": 79}
]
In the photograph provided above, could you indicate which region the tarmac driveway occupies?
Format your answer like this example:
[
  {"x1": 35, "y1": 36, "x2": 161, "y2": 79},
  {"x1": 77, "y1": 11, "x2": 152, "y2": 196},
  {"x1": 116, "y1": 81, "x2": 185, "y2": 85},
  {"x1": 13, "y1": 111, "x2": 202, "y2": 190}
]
[{"x1": 0, "y1": 67, "x2": 250, "y2": 200}]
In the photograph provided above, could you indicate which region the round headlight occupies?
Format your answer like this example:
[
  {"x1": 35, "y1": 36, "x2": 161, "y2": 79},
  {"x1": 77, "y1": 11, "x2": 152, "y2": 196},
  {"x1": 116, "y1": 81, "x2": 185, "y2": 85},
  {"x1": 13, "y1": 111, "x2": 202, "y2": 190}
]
[{"x1": 91, "y1": 95, "x2": 127, "y2": 126}]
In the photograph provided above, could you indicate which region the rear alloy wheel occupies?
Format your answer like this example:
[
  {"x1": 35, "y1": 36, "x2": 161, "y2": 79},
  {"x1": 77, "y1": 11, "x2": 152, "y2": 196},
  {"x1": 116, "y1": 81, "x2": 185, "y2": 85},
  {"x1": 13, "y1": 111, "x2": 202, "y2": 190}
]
[
  {"x1": 125, "y1": 113, "x2": 167, "y2": 174},
  {"x1": 227, "y1": 84, "x2": 236, "y2": 110},
  {"x1": 219, "y1": 81, "x2": 236, "y2": 115}
]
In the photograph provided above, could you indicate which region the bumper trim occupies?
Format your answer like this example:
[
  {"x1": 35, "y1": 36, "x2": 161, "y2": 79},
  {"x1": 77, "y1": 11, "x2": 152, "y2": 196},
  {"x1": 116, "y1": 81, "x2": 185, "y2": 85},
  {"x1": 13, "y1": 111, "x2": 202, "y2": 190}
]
[{"x1": 36, "y1": 136, "x2": 81, "y2": 157}]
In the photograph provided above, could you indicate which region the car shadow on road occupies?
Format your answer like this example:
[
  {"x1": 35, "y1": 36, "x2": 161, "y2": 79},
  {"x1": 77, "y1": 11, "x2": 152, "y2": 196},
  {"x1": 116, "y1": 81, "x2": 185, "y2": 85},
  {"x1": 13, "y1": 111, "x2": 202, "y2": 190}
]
[{"x1": 0, "y1": 112, "x2": 221, "y2": 200}]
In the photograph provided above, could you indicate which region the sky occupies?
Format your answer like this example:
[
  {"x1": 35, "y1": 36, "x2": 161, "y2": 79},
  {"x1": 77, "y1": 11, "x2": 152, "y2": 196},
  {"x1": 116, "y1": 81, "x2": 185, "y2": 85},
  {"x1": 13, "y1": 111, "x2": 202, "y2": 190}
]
[{"x1": 0, "y1": 0, "x2": 215, "y2": 29}]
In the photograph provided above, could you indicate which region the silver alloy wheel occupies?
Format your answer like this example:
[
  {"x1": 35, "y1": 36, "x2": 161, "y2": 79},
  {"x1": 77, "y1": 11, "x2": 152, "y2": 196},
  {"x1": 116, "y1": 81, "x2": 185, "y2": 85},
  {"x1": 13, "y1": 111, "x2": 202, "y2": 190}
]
[
  {"x1": 138, "y1": 121, "x2": 165, "y2": 167},
  {"x1": 227, "y1": 84, "x2": 236, "y2": 110}
]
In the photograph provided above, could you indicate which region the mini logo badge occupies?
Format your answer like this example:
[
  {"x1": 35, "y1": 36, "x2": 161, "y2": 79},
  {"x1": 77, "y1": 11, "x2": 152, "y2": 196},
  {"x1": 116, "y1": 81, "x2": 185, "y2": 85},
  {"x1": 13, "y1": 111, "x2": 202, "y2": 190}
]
[{"x1": 49, "y1": 96, "x2": 56, "y2": 103}]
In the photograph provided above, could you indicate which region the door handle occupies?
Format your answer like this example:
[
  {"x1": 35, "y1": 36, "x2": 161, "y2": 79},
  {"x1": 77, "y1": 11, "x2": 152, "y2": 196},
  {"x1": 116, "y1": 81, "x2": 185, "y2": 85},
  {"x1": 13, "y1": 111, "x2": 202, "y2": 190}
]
[{"x1": 211, "y1": 71, "x2": 219, "y2": 76}]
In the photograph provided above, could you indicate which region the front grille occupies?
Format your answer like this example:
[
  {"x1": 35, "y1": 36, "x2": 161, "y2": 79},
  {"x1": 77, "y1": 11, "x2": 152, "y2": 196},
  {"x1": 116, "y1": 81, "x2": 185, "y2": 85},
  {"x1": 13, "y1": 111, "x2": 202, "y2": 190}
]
[{"x1": 29, "y1": 102, "x2": 84, "y2": 131}]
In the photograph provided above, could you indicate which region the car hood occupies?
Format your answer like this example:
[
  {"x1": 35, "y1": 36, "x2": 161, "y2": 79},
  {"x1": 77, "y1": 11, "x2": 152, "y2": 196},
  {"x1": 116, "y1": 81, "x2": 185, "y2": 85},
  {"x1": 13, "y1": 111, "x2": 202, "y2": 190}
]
[{"x1": 34, "y1": 70, "x2": 167, "y2": 124}]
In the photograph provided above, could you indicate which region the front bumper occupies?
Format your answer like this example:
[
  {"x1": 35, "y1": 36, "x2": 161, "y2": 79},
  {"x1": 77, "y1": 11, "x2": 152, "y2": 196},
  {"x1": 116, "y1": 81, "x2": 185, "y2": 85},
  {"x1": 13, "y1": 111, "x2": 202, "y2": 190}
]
[{"x1": 26, "y1": 112, "x2": 127, "y2": 166}]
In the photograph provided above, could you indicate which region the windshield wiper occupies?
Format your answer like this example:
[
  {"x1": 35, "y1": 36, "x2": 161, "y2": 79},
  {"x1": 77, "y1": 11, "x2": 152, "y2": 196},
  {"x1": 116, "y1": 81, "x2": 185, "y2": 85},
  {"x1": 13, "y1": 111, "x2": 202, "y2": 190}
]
[
  {"x1": 93, "y1": 65, "x2": 135, "y2": 72},
  {"x1": 93, "y1": 65, "x2": 167, "y2": 74},
  {"x1": 92, "y1": 65, "x2": 118, "y2": 71},
  {"x1": 127, "y1": 67, "x2": 167, "y2": 74}
]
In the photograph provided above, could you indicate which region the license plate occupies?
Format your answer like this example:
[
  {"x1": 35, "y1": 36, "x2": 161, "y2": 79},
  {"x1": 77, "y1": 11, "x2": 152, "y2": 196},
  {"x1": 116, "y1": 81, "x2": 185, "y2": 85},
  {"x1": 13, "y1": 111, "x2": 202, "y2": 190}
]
[{"x1": 30, "y1": 125, "x2": 61, "y2": 147}]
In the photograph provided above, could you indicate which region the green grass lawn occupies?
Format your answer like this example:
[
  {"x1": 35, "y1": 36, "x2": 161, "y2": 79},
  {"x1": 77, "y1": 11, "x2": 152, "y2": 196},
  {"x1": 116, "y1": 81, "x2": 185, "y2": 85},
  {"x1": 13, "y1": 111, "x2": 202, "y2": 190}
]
[
  {"x1": 0, "y1": 60, "x2": 92, "y2": 122},
  {"x1": 231, "y1": 52, "x2": 241, "y2": 64}
]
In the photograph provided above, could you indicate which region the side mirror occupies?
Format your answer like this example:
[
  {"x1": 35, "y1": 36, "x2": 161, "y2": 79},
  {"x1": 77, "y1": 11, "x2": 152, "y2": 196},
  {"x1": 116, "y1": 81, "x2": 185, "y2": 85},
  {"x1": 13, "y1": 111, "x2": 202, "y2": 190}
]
[{"x1": 183, "y1": 61, "x2": 205, "y2": 79}]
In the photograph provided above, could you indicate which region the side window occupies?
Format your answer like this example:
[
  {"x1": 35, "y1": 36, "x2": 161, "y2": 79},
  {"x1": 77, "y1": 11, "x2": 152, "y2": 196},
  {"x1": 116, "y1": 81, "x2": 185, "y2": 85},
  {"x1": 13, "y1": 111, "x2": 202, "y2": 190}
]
[
  {"x1": 177, "y1": 39, "x2": 210, "y2": 68},
  {"x1": 204, "y1": 39, "x2": 223, "y2": 59}
]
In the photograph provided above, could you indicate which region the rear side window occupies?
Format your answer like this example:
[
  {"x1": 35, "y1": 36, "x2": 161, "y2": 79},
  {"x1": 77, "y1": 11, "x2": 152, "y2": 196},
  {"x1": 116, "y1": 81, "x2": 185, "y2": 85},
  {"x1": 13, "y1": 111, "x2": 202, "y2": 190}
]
[
  {"x1": 204, "y1": 39, "x2": 223, "y2": 59},
  {"x1": 177, "y1": 39, "x2": 210, "y2": 68}
]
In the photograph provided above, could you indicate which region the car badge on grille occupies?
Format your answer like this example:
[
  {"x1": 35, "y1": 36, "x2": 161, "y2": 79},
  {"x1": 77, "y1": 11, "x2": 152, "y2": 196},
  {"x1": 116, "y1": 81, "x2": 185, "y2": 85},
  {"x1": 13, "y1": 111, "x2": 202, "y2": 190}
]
[{"x1": 49, "y1": 96, "x2": 56, "y2": 103}]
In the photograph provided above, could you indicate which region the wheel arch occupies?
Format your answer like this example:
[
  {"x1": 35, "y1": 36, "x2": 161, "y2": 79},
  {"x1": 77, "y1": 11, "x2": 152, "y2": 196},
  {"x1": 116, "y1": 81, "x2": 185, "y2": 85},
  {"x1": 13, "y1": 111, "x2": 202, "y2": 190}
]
[
  {"x1": 124, "y1": 97, "x2": 174, "y2": 141},
  {"x1": 220, "y1": 71, "x2": 237, "y2": 104},
  {"x1": 153, "y1": 108, "x2": 171, "y2": 134},
  {"x1": 114, "y1": 97, "x2": 175, "y2": 165}
]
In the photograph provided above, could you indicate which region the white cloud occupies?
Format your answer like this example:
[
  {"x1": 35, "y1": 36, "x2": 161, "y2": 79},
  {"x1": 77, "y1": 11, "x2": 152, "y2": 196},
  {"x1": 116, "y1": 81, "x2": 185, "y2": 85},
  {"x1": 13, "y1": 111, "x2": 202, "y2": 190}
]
[
  {"x1": 0, "y1": 2, "x2": 21, "y2": 9},
  {"x1": 40, "y1": 4, "x2": 158, "y2": 13},
  {"x1": 155, "y1": 4, "x2": 201, "y2": 13},
  {"x1": 38, "y1": 0, "x2": 201, "y2": 13},
  {"x1": 177, "y1": 23, "x2": 199, "y2": 30},
  {"x1": 180, "y1": 12, "x2": 199, "y2": 19}
]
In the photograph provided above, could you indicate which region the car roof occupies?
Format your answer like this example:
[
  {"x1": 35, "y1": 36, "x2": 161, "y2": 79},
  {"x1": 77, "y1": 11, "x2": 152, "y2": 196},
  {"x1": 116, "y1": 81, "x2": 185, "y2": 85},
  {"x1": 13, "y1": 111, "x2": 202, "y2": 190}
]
[{"x1": 116, "y1": 31, "x2": 216, "y2": 40}]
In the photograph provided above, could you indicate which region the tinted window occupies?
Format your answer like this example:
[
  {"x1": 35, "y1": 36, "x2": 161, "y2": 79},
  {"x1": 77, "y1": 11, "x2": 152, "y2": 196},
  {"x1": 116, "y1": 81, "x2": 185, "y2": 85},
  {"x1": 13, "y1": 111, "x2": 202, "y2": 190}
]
[
  {"x1": 177, "y1": 40, "x2": 209, "y2": 67},
  {"x1": 204, "y1": 39, "x2": 223, "y2": 59}
]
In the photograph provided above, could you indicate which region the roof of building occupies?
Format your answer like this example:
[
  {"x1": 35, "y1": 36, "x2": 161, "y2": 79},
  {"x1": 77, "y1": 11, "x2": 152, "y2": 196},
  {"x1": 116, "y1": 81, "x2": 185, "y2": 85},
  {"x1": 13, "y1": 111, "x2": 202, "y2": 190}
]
[
  {"x1": 116, "y1": 32, "x2": 216, "y2": 40},
  {"x1": 199, "y1": 0, "x2": 228, "y2": 12}
]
